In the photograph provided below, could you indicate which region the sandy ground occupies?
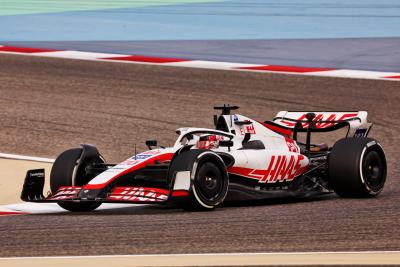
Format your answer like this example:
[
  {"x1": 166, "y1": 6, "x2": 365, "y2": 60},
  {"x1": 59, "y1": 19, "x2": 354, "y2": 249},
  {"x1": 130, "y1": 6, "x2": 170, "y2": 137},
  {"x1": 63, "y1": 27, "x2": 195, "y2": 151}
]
[
  {"x1": 1, "y1": 252, "x2": 399, "y2": 266},
  {"x1": 0, "y1": 159, "x2": 52, "y2": 205}
]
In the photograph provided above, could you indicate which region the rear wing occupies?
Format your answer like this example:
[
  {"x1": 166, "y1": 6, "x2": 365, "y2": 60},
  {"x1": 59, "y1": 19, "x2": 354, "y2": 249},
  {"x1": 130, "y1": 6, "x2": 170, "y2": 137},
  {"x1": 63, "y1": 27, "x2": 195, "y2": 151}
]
[{"x1": 273, "y1": 111, "x2": 372, "y2": 137}]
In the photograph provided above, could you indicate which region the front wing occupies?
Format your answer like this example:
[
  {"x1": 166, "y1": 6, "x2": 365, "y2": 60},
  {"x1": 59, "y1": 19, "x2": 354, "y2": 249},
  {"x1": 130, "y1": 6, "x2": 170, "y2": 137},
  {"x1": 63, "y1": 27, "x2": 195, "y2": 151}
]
[{"x1": 21, "y1": 169, "x2": 191, "y2": 205}]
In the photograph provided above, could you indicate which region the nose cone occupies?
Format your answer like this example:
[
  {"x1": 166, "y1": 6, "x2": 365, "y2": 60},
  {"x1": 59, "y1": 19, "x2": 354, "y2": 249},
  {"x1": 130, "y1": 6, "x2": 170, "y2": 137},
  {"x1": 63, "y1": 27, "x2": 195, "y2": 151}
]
[{"x1": 78, "y1": 188, "x2": 103, "y2": 200}]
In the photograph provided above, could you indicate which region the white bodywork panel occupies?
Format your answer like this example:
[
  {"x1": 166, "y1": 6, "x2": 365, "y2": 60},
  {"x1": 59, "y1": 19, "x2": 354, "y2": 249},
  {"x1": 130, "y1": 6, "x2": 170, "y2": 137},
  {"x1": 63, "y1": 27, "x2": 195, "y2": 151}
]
[
  {"x1": 172, "y1": 114, "x2": 307, "y2": 184},
  {"x1": 173, "y1": 171, "x2": 191, "y2": 190},
  {"x1": 87, "y1": 148, "x2": 176, "y2": 186},
  {"x1": 86, "y1": 110, "x2": 369, "y2": 188}
]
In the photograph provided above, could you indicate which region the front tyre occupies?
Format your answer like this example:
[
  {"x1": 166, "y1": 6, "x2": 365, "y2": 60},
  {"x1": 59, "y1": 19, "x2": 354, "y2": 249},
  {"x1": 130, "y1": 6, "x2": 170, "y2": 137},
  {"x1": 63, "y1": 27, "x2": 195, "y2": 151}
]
[
  {"x1": 50, "y1": 148, "x2": 102, "y2": 212},
  {"x1": 191, "y1": 159, "x2": 227, "y2": 210},
  {"x1": 328, "y1": 138, "x2": 387, "y2": 197},
  {"x1": 168, "y1": 150, "x2": 229, "y2": 211}
]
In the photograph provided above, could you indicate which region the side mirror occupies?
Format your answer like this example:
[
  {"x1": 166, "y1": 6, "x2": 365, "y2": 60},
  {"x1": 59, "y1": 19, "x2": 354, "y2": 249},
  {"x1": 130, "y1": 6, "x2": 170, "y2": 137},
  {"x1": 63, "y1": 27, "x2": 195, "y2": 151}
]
[
  {"x1": 219, "y1": 140, "x2": 233, "y2": 147},
  {"x1": 146, "y1": 140, "x2": 157, "y2": 150}
]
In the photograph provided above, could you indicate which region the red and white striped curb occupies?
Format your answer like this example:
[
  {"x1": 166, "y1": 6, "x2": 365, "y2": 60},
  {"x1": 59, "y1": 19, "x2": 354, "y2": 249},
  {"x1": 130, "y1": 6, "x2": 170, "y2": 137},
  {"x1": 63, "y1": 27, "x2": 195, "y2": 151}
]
[
  {"x1": 0, "y1": 45, "x2": 399, "y2": 81},
  {"x1": 0, "y1": 202, "x2": 142, "y2": 216}
]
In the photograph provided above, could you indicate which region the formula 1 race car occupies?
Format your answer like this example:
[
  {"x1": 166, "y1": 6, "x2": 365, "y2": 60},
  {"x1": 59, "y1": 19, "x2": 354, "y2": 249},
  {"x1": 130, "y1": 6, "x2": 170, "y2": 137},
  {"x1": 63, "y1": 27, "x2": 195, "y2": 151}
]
[{"x1": 21, "y1": 105, "x2": 387, "y2": 212}]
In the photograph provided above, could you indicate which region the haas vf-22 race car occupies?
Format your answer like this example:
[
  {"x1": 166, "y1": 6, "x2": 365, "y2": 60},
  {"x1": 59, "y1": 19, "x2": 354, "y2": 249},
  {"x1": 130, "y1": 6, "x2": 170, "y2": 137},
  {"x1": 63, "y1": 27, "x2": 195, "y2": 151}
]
[{"x1": 21, "y1": 105, "x2": 387, "y2": 211}]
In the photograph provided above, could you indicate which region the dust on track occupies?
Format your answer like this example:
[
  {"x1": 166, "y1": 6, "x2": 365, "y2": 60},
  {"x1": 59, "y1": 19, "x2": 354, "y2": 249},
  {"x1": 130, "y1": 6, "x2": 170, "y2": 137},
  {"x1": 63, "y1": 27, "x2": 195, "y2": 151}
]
[{"x1": 0, "y1": 54, "x2": 399, "y2": 256}]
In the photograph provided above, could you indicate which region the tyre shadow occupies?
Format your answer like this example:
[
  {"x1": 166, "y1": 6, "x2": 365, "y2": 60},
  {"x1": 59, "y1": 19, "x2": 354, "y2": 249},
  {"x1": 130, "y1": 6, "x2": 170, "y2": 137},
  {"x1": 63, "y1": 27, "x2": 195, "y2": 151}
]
[{"x1": 36, "y1": 193, "x2": 337, "y2": 216}]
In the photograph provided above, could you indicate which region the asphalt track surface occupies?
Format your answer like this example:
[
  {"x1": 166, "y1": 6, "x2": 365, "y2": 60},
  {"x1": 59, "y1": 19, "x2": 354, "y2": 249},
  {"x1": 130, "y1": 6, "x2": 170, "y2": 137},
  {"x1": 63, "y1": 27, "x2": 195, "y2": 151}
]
[{"x1": 0, "y1": 54, "x2": 399, "y2": 257}]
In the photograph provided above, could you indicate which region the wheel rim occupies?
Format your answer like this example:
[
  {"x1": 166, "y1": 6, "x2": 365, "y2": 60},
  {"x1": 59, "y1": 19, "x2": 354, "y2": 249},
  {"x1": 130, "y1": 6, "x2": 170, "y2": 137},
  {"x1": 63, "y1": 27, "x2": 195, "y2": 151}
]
[
  {"x1": 196, "y1": 163, "x2": 224, "y2": 202},
  {"x1": 362, "y1": 150, "x2": 385, "y2": 190}
]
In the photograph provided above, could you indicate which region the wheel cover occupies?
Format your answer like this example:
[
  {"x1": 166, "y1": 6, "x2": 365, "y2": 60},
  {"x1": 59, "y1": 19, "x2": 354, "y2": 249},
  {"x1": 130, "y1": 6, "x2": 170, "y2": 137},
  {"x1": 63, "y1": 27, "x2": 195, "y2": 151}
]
[
  {"x1": 193, "y1": 161, "x2": 228, "y2": 208},
  {"x1": 197, "y1": 168, "x2": 223, "y2": 201}
]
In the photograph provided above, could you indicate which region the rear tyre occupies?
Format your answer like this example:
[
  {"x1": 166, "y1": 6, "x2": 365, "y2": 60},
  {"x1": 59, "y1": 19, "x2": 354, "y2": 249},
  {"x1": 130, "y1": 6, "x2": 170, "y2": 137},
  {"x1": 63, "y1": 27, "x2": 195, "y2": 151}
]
[
  {"x1": 328, "y1": 138, "x2": 387, "y2": 197},
  {"x1": 168, "y1": 150, "x2": 229, "y2": 211},
  {"x1": 50, "y1": 148, "x2": 102, "y2": 212}
]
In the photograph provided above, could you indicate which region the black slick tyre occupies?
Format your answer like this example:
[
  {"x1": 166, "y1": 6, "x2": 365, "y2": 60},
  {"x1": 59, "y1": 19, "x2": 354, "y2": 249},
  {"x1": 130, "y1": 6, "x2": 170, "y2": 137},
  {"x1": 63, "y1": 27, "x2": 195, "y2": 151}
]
[
  {"x1": 168, "y1": 149, "x2": 229, "y2": 211},
  {"x1": 50, "y1": 148, "x2": 102, "y2": 212},
  {"x1": 328, "y1": 137, "x2": 387, "y2": 197}
]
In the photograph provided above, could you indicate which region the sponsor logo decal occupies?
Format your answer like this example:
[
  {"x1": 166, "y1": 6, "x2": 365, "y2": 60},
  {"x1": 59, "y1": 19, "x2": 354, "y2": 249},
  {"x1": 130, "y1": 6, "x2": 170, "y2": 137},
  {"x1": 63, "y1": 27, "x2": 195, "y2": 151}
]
[
  {"x1": 48, "y1": 187, "x2": 81, "y2": 200},
  {"x1": 285, "y1": 137, "x2": 299, "y2": 153},
  {"x1": 229, "y1": 155, "x2": 308, "y2": 183},
  {"x1": 29, "y1": 172, "x2": 44, "y2": 178},
  {"x1": 354, "y1": 128, "x2": 367, "y2": 137},
  {"x1": 140, "y1": 150, "x2": 162, "y2": 155},
  {"x1": 245, "y1": 124, "x2": 256, "y2": 134},
  {"x1": 239, "y1": 123, "x2": 256, "y2": 135},
  {"x1": 134, "y1": 154, "x2": 152, "y2": 160},
  {"x1": 107, "y1": 187, "x2": 168, "y2": 202},
  {"x1": 122, "y1": 150, "x2": 161, "y2": 166},
  {"x1": 280, "y1": 113, "x2": 358, "y2": 129}
]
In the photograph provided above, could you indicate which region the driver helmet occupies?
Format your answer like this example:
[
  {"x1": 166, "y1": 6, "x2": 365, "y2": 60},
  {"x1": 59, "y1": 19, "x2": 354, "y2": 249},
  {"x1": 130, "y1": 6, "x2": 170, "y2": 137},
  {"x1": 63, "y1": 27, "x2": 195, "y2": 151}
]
[{"x1": 196, "y1": 134, "x2": 222, "y2": 149}]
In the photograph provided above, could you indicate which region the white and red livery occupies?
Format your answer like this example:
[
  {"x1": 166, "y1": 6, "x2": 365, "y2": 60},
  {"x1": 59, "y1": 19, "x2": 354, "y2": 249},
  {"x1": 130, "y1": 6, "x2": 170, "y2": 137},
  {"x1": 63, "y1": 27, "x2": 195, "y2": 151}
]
[{"x1": 21, "y1": 105, "x2": 387, "y2": 211}]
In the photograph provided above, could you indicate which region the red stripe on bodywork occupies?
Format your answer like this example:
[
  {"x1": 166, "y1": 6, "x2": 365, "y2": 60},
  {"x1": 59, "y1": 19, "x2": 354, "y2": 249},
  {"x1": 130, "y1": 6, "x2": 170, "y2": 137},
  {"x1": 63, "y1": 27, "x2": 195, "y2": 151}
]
[
  {"x1": 107, "y1": 187, "x2": 169, "y2": 202},
  {"x1": 383, "y1": 75, "x2": 400, "y2": 79},
  {"x1": 111, "y1": 187, "x2": 169, "y2": 195},
  {"x1": 48, "y1": 186, "x2": 81, "y2": 200},
  {"x1": 228, "y1": 166, "x2": 261, "y2": 180},
  {"x1": 172, "y1": 190, "x2": 190, "y2": 197},
  {"x1": 0, "y1": 211, "x2": 26, "y2": 216},
  {"x1": 101, "y1": 55, "x2": 188, "y2": 63},
  {"x1": 260, "y1": 122, "x2": 292, "y2": 137},
  {"x1": 83, "y1": 153, "x2": 174, "y2": 190},
  {"x1": 0, "y1": 46, "x2": 59, "y2": 53},
  {"x1": 238, "y1": 65, "x2": 335, "y2": 73}
]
